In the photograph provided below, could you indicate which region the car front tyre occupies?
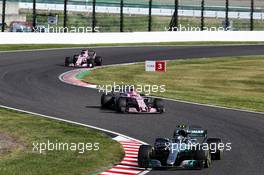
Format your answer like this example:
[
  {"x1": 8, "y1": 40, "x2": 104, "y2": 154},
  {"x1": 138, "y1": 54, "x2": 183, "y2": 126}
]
[
  {"x1": 154, "y1": 99, "x2": 165, "y2": 113},
  {"x1": 138, "y1": 145, "x2": 153, "y2": 169},
  {"x1": 65, "y1": 57, "x2": 71, "y2": 67},
  {"x1": 101, "y1": 93, "x2": 113, "y2": 108},
  {"x1": 95, "y1": 56, "x2": 103, "y2": 66}
]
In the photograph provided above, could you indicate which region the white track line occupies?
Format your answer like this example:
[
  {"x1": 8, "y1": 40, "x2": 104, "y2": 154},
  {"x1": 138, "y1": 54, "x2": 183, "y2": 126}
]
[{"x1": 0, "y1": 105, "x2": 146, "y2": 144}]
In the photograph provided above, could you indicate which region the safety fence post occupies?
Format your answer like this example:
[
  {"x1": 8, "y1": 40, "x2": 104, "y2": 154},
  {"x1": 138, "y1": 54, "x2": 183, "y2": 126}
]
[
  {"x1": 148, "y1": 0, "x2": 152, "y2": 32},
  {"x1": 174, "y1": 0, "x2": 178, "y2": 30},
  {"x1": 1, "y1": 0, "x2": 6, "y2": 32},
  {"x1": 33, "y1": 0, "x2": 36, "y2": 29},
  {"x1": 92, "y1": 0, "x2": 96, "y2": 32},
  {"x1": 201, "y1": 0, "x2": 205, "y2": 30},
  {"x1": 225, "y1": 0, "x2": 229, "y2": 30},
  {"x1": 250, "y1": 0, "x2": 254, "y2": 31},
  {"x1": 120, "y1": 0, "x2": 124, "y2": 32},
  {"x1": 63, "y1": 0, "x2": 68, "y2": 32}
]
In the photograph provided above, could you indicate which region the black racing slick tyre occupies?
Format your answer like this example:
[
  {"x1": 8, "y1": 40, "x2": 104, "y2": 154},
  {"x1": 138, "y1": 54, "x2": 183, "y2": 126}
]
[
  {"x1": 65, "y1": 57, "x2": 71, "y2": 66},
  {"x1": 117, "y1": 97, "x2": 127, "y2": 113},
  {"x1": 95, "y1": 56, "x2": 103, "y2": 66},
  {"x1": 87, "y1": 59, "x2": 95, "y2": 68},
  {"x1": 154, "y1": 99, "x2": 165, "y2": 113},
  {"x1": 207, "y1": 138, "x2": 222, "y2": 160},
  {"x1": 73, "y1": 55, "x2": 78, "y2": 65},
  {"x1": 138, "y1": 145, "x2": 153, "y2": 168},
  {"x1": 101, "y1": 94, "x2": 113, "y2": 108}
]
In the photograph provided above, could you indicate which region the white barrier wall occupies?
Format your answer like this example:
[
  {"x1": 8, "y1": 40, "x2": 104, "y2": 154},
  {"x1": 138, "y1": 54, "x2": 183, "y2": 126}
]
[{"x1": 1, "y1": 32, "x2": 264, "y2": 44}]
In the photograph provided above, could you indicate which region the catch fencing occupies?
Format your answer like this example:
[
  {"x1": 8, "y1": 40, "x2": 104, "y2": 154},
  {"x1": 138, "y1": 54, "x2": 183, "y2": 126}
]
[{"x1": 1, "y1": 0, "x2": 264, "y2": 32}]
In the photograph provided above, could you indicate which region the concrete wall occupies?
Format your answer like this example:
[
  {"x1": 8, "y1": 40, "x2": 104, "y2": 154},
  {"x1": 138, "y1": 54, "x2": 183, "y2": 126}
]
[{"x1": 1, "y1": 31, "x2": 264, "y2": 44}]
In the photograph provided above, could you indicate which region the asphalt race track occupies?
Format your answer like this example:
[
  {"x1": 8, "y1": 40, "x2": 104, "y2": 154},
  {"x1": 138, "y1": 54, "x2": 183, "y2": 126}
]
[{"x1": 0, "y1": 45, "x2": 264, "y2": 175}]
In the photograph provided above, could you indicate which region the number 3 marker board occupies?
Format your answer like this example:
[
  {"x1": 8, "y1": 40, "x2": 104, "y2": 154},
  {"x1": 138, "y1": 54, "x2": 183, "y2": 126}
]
[{"x1": 145, "y1": 61, "x2": 166, "y2": 72}]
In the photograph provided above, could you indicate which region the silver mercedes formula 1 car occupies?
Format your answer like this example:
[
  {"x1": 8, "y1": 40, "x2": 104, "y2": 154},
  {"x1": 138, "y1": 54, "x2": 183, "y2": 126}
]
[{"x1": 138, "y1": 125, "x2": 222, "y2": 170}]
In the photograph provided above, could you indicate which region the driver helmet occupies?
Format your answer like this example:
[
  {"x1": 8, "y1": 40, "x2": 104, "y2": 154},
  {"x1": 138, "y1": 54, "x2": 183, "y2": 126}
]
[
  {"x1": 128, "y1": 88, "x2": 138, "y2": 96},
  {"x1": 81, "y1": 51, "x2": 85, "y2": 56},
  {"x1": 178, "y1": 129, "x2": 188, "y2": 137}
]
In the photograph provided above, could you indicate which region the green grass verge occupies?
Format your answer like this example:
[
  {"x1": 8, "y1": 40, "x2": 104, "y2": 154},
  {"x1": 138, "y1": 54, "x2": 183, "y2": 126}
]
[
  {"x1": 82, "y1": 56, "x2": 264, "y2": 112},
  {"x1": 0, "y1": 108, "x2": 123, "y2": 175},
  {"x1": 1, "y1": 42, "x2": 264, "y2": 52}
]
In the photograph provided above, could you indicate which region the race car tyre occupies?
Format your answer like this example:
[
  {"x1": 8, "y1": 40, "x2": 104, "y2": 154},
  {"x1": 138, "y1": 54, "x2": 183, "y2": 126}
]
[
  {"x1": 73, "y1": 55, "x2": 78, "y2": 65},
  {"x1": 138, "y1": 145, "x2": 153, "y2": 168},
  {"x1": 95, "y1": 56, "x2": 103, "y2": 66},
  {"x1": 87, "y1": 59, "x2": 95, "y2": 68},
  {"x1": 101, "y1": 93, "x2": 113, "y2": 108},
  {"x1": 117, "y1": 97, "x2": 127, "y2": 113},
  {"x1": 154, "y1": 99, "x2": 165, "y2": 113},
  {"x1": 206, "y1": 138, "x2": 222, "y2": 160},
  {"x1": 65, "y1": 57, "x2": 71, "y2": 66}
]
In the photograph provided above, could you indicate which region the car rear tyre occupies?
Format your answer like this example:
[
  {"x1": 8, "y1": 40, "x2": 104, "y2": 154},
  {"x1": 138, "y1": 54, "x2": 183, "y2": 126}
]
[
  {"x1": 138, "y1": 145, "x2": 153, "y2": 168},
  {"x1": 65, "y1": 57, "x2": 71, "y2": 66}
]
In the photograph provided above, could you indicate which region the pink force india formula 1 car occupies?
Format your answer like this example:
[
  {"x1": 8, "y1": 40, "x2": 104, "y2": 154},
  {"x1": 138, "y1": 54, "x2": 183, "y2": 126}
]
[
  {"x1": 101, "y1": 89, "x2": 165, "y2": 114},
  {"x1": 65, "y1": 49, "x2": 102, "y2": 68}
]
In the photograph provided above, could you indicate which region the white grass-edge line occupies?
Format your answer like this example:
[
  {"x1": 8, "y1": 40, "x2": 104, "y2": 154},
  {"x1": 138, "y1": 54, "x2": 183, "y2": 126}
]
[{"x1": 0, "y1": 104, "x2": 148, "y2": 145}]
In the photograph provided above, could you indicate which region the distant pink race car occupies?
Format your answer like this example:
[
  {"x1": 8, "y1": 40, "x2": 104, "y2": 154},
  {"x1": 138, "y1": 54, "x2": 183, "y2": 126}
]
[
  {"x1": 101, "y1": 89, "x2": 165, "y2": 114},
  {"x1": 65, "y1": 49, "x2": 102, "y2": 68}
]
